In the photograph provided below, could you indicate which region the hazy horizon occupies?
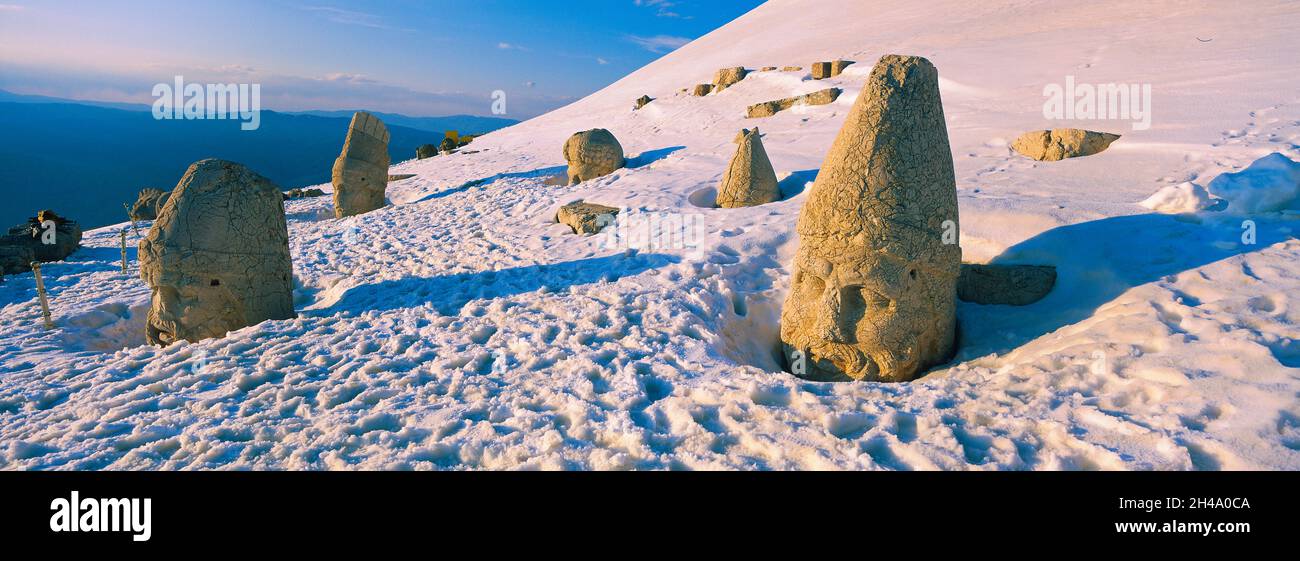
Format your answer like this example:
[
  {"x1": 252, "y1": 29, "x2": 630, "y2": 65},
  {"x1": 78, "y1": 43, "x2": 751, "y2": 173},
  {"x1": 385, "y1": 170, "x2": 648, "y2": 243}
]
[{"x1": 0, "y1": 0, "x2": 766, "y2": 119}]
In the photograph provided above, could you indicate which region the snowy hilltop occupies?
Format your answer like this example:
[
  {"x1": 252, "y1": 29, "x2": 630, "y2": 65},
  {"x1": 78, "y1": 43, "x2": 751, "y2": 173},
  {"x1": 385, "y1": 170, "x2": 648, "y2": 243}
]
[{"x1": 2, "y1": 0, "x2": 1299, "y2": 470}]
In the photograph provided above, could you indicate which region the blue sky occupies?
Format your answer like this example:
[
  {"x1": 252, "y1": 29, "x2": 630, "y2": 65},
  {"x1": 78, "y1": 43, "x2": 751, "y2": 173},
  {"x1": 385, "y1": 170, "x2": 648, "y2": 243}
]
[{"x1": 0, "y1": 0, "x2": 765, "y2": 118}]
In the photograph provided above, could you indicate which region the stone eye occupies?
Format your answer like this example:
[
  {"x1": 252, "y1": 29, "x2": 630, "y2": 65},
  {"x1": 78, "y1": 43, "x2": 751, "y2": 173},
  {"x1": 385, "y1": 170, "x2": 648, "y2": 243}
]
[{"x1": 800, "y1": 271, "x2": 825, "y2": 295}]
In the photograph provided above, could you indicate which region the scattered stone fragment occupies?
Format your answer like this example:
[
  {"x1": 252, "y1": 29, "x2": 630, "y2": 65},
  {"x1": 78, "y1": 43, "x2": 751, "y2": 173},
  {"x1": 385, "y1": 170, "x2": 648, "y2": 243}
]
[
  {"x1": 782, "y1": 66, "x2": 803, "y2": 72},
  {"x1": 332, "y1": 111, "x2": 390, "y2": 218},
  {"x1": 0, "y1": 209, "x2": 83, "y2": 274},
  {"x1": 780, "y1": 55, "x2": 961, "y2": 383},
  {"x1": 562, "y1": 128, "x2": 625, "y2": 185},
  {"x1": 634, "y1": 95, "x2": 654, "y2": 110},
  {"x1": 811, "y1": 60, "x2": 854, "y2": 79},
  {"x1": 746, "y1": 88, "x2": 842, "y2": 118},
  {"x1": 139, "y1": 159, "x2": 294, "y2": 346},
  {"x1": 713, "y1": 67, "x2": 749, "y2": 92},
  {"x1": 692, "y1": 84, "x2": 714, "y2": 97},
  {"x1": 1010, "y1": 128, "x2": 1121, "y2": 161},
  {"x1": 957, "y1": 264, "x2": 1056, "y2": 305},
  {"x1": 282, "y1": 187, "x2": 326, "y2": 200},
  {"x1": 760, "y1": 66, "x2": 778, "y2": 72},
  {"x1": 416, "y1": 144, "x2": 438, "y2": 159},
  {"x1": 716, "y1": 128, "x2": 781, "y2": 208},
  {"x1": 388, "y1": 174, "x2": 416, "y2": 182},
  {"x1": 556, "y1": 200, "x2": 620, "y2": 235},
  {"x1": 439, "y1": 137, "x2": 457, "y2": 154}
]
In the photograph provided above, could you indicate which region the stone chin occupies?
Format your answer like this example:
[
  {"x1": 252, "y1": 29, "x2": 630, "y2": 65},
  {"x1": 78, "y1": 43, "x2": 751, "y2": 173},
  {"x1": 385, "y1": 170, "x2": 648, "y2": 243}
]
[
  {"x1": 782, "y1": 336, "x2": 919, "y2": 383},
  {"x1": 144, "y1": 282, "x2": 242, "y2": 346}
]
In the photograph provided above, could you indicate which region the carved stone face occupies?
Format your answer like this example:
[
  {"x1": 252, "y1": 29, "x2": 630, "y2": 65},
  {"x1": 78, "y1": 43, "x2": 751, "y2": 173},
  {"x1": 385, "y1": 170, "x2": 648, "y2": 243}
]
[
  {"x1": 781, "y1": 239, "x2": 949, "y2": 382},
  {"x1": 140, "y1": 159, "x2": 294, "y2": 346},
  {"x1": 778, "y1": 54, "x2": 960, "y2": 383}
]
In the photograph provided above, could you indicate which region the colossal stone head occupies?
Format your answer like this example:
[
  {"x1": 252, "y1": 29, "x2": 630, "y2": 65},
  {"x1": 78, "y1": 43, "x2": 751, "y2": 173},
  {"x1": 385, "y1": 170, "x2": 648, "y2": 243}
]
[
  {"x1": 332, "y1": 111, "x2": 390, "y2": 218},
  {"x1": 563, "y1": 128, "x2": 625, "y2": 185},
  {"x1": 140, "y1": 159, "x2": 295, "y2": 346},
  {"x1": 779, "y1": 55, "x2": 961, "y2": 382},
  {"x1": 716, "y1": 127, "x2": 781, "y2": 208}
]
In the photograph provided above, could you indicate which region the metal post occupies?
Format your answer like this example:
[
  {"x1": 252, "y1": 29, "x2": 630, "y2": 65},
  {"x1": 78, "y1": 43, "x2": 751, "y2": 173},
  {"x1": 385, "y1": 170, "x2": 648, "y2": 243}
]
[{"x1": 31, "y1": 261, "x2": 53, "y2": 330}]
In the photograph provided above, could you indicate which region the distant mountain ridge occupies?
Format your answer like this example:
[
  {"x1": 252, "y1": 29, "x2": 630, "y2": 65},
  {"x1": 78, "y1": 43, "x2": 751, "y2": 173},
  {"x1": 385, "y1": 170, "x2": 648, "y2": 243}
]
[
  {"x1": 0, "y1": 90, "x2": 520, "y2": 135},
  {"x1": 288, "y1": 110, "x2": 518, "y2": 136},
  {"x1": 0, "y1": 94, "x2": 517, "y2": 230}
]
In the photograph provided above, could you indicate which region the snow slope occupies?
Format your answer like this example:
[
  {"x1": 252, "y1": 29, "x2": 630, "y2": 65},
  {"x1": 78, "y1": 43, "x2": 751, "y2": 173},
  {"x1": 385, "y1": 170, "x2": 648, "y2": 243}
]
[{"x1": 3, "y1": 0, "x2": 1300, "y2": 470}]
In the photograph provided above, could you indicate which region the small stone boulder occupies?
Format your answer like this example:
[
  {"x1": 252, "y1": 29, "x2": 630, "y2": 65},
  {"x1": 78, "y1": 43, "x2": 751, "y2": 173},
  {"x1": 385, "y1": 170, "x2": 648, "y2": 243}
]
[
  {"x1": 760, "y1": 66, "x2": 778, "y2": 72},
  {"x1": 781, "y1": 66, "x2": 803, "y2": 72},
  {"x1": 562, "y1": 128, "x2": 625, "y2": 185},
  {"x1": 129, "y1": 188, "x2": 170, "y2": 221},
  {"x1": 957, "y1": 264, "x2": 1057, "y2": 306},
  {"x1": 556, "y1": 201, "x2": 620, "y2": 235},
  {"x1": 283, "y1": 187, "x2": 326, "y2": 200},
  {"x1": 713, "y1": 67, "x2": 749, "y2": 92},
  {"x1": 0, "y1": 209, "x2": 83, "y2": 274},
  {"x1": 716, "y1": 128, "x2": 781, "y2": 208},
  {"x1": 416, "y1": 144, "x2": 438, "y2": 159},
  {"x1": 634, "y1": 95, "x2": 654, "y2": 110},
  {"x1": 1011, "y1": 129, "x2": 1120, "y2": 161},
  {"x1": 332, "y1": 111, "x2": 390, "y2": 218},
  {"x1": 439, "y1": 137, "x2": 457, "y2": 154},
  {"x1": 692, "y1": 84, "x2": 714, "y2": 97}
]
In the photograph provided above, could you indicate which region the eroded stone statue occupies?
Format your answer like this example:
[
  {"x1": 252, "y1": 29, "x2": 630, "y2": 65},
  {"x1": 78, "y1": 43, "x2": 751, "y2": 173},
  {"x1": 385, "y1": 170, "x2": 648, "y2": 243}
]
[
  {"x1": 562, "y1": 128, "x2": 625, "y2": 185},
  {"x1": 779, "y1": 54, "x2": 961, "y2": 382},
  {"x1": 716, "y1": 128, "x2": 780, "y2": 208},
  {"x1": 332, "y1": 111, "x2": 390, "y2": 218},
  {"x1": 140, "y1": 159, "x2": 294, "y2": 346},
  {"x1": 129, "y1": 188, "x2": 170, "y2": 221}
]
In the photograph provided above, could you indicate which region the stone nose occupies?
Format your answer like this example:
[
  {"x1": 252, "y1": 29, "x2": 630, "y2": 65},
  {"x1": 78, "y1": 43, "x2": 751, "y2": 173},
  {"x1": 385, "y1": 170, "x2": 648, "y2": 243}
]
[
  {"x1": 811, "y1": 283, "x2": 851, "y2": 343},
  {"x1": 153, "y1": 285, "x2": 181, "y2": 321}
]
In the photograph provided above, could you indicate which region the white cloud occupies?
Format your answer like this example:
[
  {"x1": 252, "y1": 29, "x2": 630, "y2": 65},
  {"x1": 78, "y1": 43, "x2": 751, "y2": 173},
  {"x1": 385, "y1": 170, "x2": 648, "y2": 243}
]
[
  {"x1": 300, "y1": 6, "x2": 389, "y2": 29},
  {"x1": 625, "y1": 34, "x2": 691, "y2": 54},
  {"x1": 596, "y1": 57, "x2": 609, "y2": 65},
  {"x1": 633, "y1": 0, "x2": 690, "y2": 19}
]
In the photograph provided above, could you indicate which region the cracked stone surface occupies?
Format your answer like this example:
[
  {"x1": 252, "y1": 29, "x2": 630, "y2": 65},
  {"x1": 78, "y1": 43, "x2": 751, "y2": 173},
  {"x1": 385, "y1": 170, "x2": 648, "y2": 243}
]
[
  {"x1": 556, "y1": 200, "x2": 620, "y2": 235},
  {"x1": 140, "y1": 159, "x2": 294, "y2": 346},
  {"x1": 780, "y1": 54, "x2": 961, "y2": 383},
  {"x1": 562, "y1": 128, "x2": 625, "y2": 185},
  {"x1": 716, "y1": 128, "x2": 780, "y2": 208},
  {"x1": 128, "y1": 188, "x2": 170, "y2": 221},
  {"x1": 332, "y1": 111, "x2": 391, "y2": 218},
  {"x1": 1010, "y1": 128, "x2": 1120, "y2": 161}
]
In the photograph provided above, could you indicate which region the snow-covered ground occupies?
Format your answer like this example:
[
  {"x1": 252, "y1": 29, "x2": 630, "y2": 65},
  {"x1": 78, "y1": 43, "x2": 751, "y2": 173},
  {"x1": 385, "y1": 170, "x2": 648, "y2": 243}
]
[{"x1": 3, "y1": 0, "x2": 1300, "y2": 470}]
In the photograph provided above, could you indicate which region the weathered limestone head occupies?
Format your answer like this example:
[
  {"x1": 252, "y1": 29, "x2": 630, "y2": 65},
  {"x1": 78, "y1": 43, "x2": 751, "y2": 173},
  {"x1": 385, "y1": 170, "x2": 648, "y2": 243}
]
[
  {"x1": 562, "y1": 128, "x2": 625, "y2": 185},
  {"x1": 129, "y1": 188, "x2": 170, "y2": 221},
  {"x1": 140, "y1": 159, "x2": 295, "y2": 346},
  {"x1": 332, "y1": 111, "x2": 390, "y2": 218},
  {"x1": 779, "y1": 54, "x2": 961, "y2": 382},
  {"x1": 716, "y1": 128, "x2": 780, "y2": 208}
]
